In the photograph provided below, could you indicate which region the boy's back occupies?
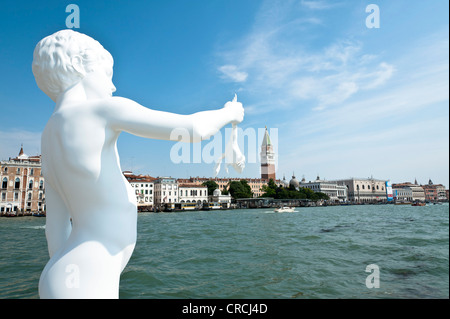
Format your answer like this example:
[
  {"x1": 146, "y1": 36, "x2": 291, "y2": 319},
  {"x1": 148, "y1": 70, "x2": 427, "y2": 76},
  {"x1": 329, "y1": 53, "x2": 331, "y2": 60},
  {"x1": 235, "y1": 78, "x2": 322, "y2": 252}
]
[{"x1": 33, "y1": 29, "x2": 244, "y2": 298}]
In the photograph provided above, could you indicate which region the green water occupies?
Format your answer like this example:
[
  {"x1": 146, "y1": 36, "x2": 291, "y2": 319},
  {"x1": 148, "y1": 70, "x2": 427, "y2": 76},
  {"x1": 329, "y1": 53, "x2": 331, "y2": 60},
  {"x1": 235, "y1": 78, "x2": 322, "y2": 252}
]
[{"x1": 0, "y1": 204, "x2": 448, "y2": 299}]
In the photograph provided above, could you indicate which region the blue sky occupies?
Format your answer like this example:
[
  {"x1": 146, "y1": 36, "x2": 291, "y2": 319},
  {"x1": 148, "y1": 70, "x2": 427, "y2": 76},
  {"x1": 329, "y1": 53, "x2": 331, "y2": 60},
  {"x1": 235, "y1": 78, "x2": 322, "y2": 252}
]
[{"x1": 0, "y1": 0, "x2": 448, "y2": 188}]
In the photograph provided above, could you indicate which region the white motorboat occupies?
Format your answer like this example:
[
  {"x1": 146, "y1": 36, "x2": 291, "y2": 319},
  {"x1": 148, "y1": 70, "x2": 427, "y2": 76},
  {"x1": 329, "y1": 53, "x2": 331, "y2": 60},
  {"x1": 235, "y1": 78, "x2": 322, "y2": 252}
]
[{"x1": 274, "y1": 206, "x2": 295, "y2": 213}]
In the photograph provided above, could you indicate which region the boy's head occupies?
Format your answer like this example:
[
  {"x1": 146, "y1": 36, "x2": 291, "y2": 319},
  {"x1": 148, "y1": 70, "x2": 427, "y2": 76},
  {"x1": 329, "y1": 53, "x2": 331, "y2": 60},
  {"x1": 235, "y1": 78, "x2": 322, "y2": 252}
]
[{"x1": 32, "y1": 29, "x2": 114, "y2": 102}]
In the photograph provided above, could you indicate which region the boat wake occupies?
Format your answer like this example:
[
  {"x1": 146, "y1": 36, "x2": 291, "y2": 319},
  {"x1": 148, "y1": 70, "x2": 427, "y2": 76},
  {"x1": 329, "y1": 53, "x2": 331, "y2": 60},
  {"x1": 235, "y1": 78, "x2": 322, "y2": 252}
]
[{"x1": 20, "y1": 225, "x2": 46, "y2": 230}]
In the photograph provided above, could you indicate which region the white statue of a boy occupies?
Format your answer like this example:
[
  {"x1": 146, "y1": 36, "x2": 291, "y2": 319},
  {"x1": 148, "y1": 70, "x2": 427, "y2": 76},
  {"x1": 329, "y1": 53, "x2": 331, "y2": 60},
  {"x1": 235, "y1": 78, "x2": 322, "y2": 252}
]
[{"x1": 32, "y1": 29, "x2": 244, "y2": 298}]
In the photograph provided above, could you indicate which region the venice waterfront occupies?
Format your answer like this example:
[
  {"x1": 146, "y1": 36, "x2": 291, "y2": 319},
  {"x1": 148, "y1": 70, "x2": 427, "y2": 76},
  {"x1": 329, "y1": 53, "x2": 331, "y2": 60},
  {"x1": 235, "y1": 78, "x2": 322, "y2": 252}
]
[{"x1": 0, "y1": 204, "x2": 448, "y2": 299}]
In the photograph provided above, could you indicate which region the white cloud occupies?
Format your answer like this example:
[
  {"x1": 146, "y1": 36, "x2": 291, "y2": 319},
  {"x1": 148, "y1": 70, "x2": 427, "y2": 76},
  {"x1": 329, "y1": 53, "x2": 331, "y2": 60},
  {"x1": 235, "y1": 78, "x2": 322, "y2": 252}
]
[
  {"x1": 216, "y1": 9, "x2": 394, "y2": 111},
  {"x1": 288, "y1": 55, "x2": 394, "y2": 111},
  {"x1": 314, "y1": 81, "x2": 359, "y2": 111},
  {"x1": 218, "y1": 64, "x2": 248, "y2": 83},
  {"x1": 300, "y1": 0, "x2": 341, "y2": 10},
  {"x1": 214, "y1": 1, "x2": 449, "y2": 186},
  {"x1": 278, "y1": 41, "x2": 449, "y2": 185}
]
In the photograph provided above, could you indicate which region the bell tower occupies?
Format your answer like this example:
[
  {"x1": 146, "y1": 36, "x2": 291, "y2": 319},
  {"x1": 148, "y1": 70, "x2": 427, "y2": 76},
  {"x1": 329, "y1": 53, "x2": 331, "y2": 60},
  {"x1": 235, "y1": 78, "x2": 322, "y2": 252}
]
[{"x1": 260, "y1": 126, "x2": 276, "y2": 180}]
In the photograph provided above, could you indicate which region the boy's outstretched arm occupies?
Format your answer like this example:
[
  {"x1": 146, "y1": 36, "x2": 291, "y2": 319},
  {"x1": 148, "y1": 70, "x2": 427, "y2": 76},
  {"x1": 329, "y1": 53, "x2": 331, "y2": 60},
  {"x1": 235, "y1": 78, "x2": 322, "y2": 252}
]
[{"x1": 104, "y1": 96, "x2": 244, "y2": 142}]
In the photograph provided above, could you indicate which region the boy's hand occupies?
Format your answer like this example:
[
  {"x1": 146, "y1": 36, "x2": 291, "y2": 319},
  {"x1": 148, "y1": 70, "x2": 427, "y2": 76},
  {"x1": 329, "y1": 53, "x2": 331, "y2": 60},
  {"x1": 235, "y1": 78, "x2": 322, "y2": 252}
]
[{"x1": 224, "y1": 94, "x2": 244, "y2": 124}]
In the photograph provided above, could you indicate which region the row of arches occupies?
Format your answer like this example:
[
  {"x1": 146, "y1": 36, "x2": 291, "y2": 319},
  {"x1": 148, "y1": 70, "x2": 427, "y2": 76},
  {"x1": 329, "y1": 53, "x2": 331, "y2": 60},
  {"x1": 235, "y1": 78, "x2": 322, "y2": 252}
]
[
  {"x1": 180, "y1": 200, "x2": 208, "y2": 203},
  {"x1": 26, "y1": 192, "x2": 44, "y2": 200},
  {"x1": 2, "y1": 177, "x2": 44, "y2": 190},
  {"x1": 355, "y1": 184, "x2": 384, "y2": 191},
  {"x1": 3, "y1": 167, "x2": 39, "y2": 175}
]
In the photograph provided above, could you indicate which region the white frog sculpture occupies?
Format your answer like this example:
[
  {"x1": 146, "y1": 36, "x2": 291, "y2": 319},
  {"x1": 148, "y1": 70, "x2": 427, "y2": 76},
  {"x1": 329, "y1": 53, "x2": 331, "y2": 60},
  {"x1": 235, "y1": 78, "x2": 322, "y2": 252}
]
[{"x1": 214, "y1": 94, "x2": 246, "y2": 176}]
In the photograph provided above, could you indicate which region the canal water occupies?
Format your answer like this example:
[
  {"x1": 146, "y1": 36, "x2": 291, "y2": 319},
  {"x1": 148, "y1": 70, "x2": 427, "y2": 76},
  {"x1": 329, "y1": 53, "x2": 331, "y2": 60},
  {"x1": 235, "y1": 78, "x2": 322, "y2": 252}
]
[{"x1": 0, "y1": 204, "x2": 448, "y2": 299}]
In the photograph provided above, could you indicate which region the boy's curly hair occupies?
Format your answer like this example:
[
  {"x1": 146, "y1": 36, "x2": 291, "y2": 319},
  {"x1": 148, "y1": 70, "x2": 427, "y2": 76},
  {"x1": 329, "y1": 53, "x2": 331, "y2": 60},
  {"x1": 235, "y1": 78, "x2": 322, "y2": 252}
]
[{"x1": 32, "y1": 29, "x2": 113, "y2": 102}]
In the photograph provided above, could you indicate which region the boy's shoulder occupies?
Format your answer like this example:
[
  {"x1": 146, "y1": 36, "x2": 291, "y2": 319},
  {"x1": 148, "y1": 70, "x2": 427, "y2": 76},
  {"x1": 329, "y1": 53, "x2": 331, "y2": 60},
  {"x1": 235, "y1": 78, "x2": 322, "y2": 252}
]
[
  {"x1": 70, "y1": 96, "x2": 132, "y2": 111},
  {"x1": 85, "y1": 96, "x2": 141, "y2": 119},
  {"x1": 94, "y1": 96, "x2": 135, "y2": 108}
]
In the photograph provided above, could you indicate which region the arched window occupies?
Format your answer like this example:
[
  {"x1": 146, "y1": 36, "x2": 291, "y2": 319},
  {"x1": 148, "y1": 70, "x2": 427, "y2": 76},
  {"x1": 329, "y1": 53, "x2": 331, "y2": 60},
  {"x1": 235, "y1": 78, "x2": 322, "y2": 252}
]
[
  {"x1": 14, "y1": 178, "x2": 20, "y2": 189},
  {"x1": 28, "y1": 193, "x2": 32, "y2": 200},
  {"x1": 362, "y1": 185, "x2": 365, "y2": 190},
  {"x1": 2, "y1": 177, "x2": 7, "y2": 189},
  {"x1": 29, "y1": 180, "x2": 33, "y2": 189},
  {"x1": 39, "y1": 180, "x2": 44, "y2": 189}
]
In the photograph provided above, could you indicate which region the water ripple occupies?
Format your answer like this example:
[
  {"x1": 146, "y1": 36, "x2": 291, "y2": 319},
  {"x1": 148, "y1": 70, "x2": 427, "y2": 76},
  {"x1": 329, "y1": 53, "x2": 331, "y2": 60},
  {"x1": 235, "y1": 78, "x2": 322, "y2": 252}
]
[{"x1": 1, "y1": 205, "x2": 448, "y2": 299}]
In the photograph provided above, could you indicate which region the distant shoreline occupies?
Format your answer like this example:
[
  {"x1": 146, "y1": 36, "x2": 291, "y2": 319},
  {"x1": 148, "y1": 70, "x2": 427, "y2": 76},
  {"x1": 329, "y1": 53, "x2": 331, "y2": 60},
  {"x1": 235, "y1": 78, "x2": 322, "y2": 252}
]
[{"x1": 2, "y1": 200, "x2": 448, "y2": 218}]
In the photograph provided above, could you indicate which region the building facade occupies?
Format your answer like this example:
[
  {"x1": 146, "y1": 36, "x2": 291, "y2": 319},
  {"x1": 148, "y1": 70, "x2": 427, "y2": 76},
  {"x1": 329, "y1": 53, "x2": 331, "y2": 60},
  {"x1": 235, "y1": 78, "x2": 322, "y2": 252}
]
[
  {"x1": 392, "y1": 182, "x2": 425, "y2": 202},
  {"x1": 333, "y1": 177, "x2": 388, "y2": 203},
  {"x1": 422, "y1": 179, "x2": 447, "y2": 201},
  {"x1": 1, "y1": 147, "x2": 45, "y2": 215},
  {"x1": 182, "y1": 176, "x2": 283, "y2": 198},
  {"x1": 300, "y1": 176, "x2": 348, "y2": 202},
  {"x1": 153, "y1": 177, "x2": 178, "y2": 205},
  {"x1": 124, "y1": 171, "x2": 156, "y2": 209},
  {"x1": 209, "y1": 188, "x2": 232, "y2": 208},
  {"x1": 178, "y1": 183, "x2": 208, "y2": 204}
]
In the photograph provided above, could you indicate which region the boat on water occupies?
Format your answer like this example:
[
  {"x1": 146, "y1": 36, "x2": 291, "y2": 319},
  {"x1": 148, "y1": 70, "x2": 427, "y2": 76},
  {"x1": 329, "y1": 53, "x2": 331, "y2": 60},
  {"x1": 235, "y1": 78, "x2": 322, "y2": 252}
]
[
  {"x1": 204, "y1": 203, "x2": 222, "y2": 210},
  {"x1": 411, "y1": 202, "x2": 426, "y2": 206},
  {"x1": 32, "y1": 212, "x2": 46, "y2": 217},
  {"x1": 274, "y1": 206, "x2": 295, "y2": 213},
  {"x1": 395, "y1": 201, "x2": 411, "y2": 205}
]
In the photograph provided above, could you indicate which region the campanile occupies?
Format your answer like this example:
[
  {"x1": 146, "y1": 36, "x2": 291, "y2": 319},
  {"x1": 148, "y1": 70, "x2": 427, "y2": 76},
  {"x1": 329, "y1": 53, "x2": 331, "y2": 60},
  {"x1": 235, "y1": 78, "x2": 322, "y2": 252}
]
[{"x1": 260, "y1": 127, "x2": 276, "y2": 180}]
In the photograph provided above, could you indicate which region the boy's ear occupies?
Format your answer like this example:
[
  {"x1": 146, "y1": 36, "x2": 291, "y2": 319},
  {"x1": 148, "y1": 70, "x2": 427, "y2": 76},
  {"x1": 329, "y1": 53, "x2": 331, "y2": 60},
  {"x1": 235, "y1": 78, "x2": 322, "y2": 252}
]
[{"x1": 71, "y1": 55, "x2": 86, "y2": 77}]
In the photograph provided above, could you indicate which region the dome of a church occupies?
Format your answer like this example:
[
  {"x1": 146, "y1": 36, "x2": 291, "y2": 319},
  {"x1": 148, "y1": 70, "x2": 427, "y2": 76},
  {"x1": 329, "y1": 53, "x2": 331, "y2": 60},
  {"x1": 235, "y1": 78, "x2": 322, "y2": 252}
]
[
  {"x1": 213, "y1": 188, "x2": 222, "y2": 196},
  {"x1": 281, "y1": 175, "x2": 289, "y2": 187},
  {"x1": 289, "y1": 175, "x2": 300, "y2": 189},
  {"x1": 17, "y1": 145, "x2": 28, "y2": 159}
]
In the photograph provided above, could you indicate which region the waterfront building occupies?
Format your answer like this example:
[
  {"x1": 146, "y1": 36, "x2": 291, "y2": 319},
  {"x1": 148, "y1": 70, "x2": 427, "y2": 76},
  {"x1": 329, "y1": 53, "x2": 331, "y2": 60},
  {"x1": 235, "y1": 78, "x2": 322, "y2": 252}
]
[
  {"x1": 392, "y1": 182, "x2": 425, "y2": 202},
  {"x1": 0, "y1": 146, "x2": 45, "y2": 215},
  {"x1": 124, "y1": 171, "x2": 156, "y2": 209},
  {"x1": 260, "y1": 126, "x2": 276, "y2": 181},
  {"x1": 181, "y1": 177, "x2": 283, "y2": 198},
  {"x1": 422, "y1": 179, "x2": 447, "y2": 201},
  {"x1": 153, "y1": 177, "x2": 178, "y2": 205},
  {"x1": 209, "y1": 188, "x2": 232, "y2": 208},
  {"x1": 299, "y1": 175, "x2": 348, "y2": 202},
  {"x1": 333, "y1": 177, "x2": 388, "y2": 203},
  {"x1": 178, "y1": 183, "x2": 208, "y2": 205},
  {"x1": 393, "y1": 187, "x2": 413, "y2": 202}
]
